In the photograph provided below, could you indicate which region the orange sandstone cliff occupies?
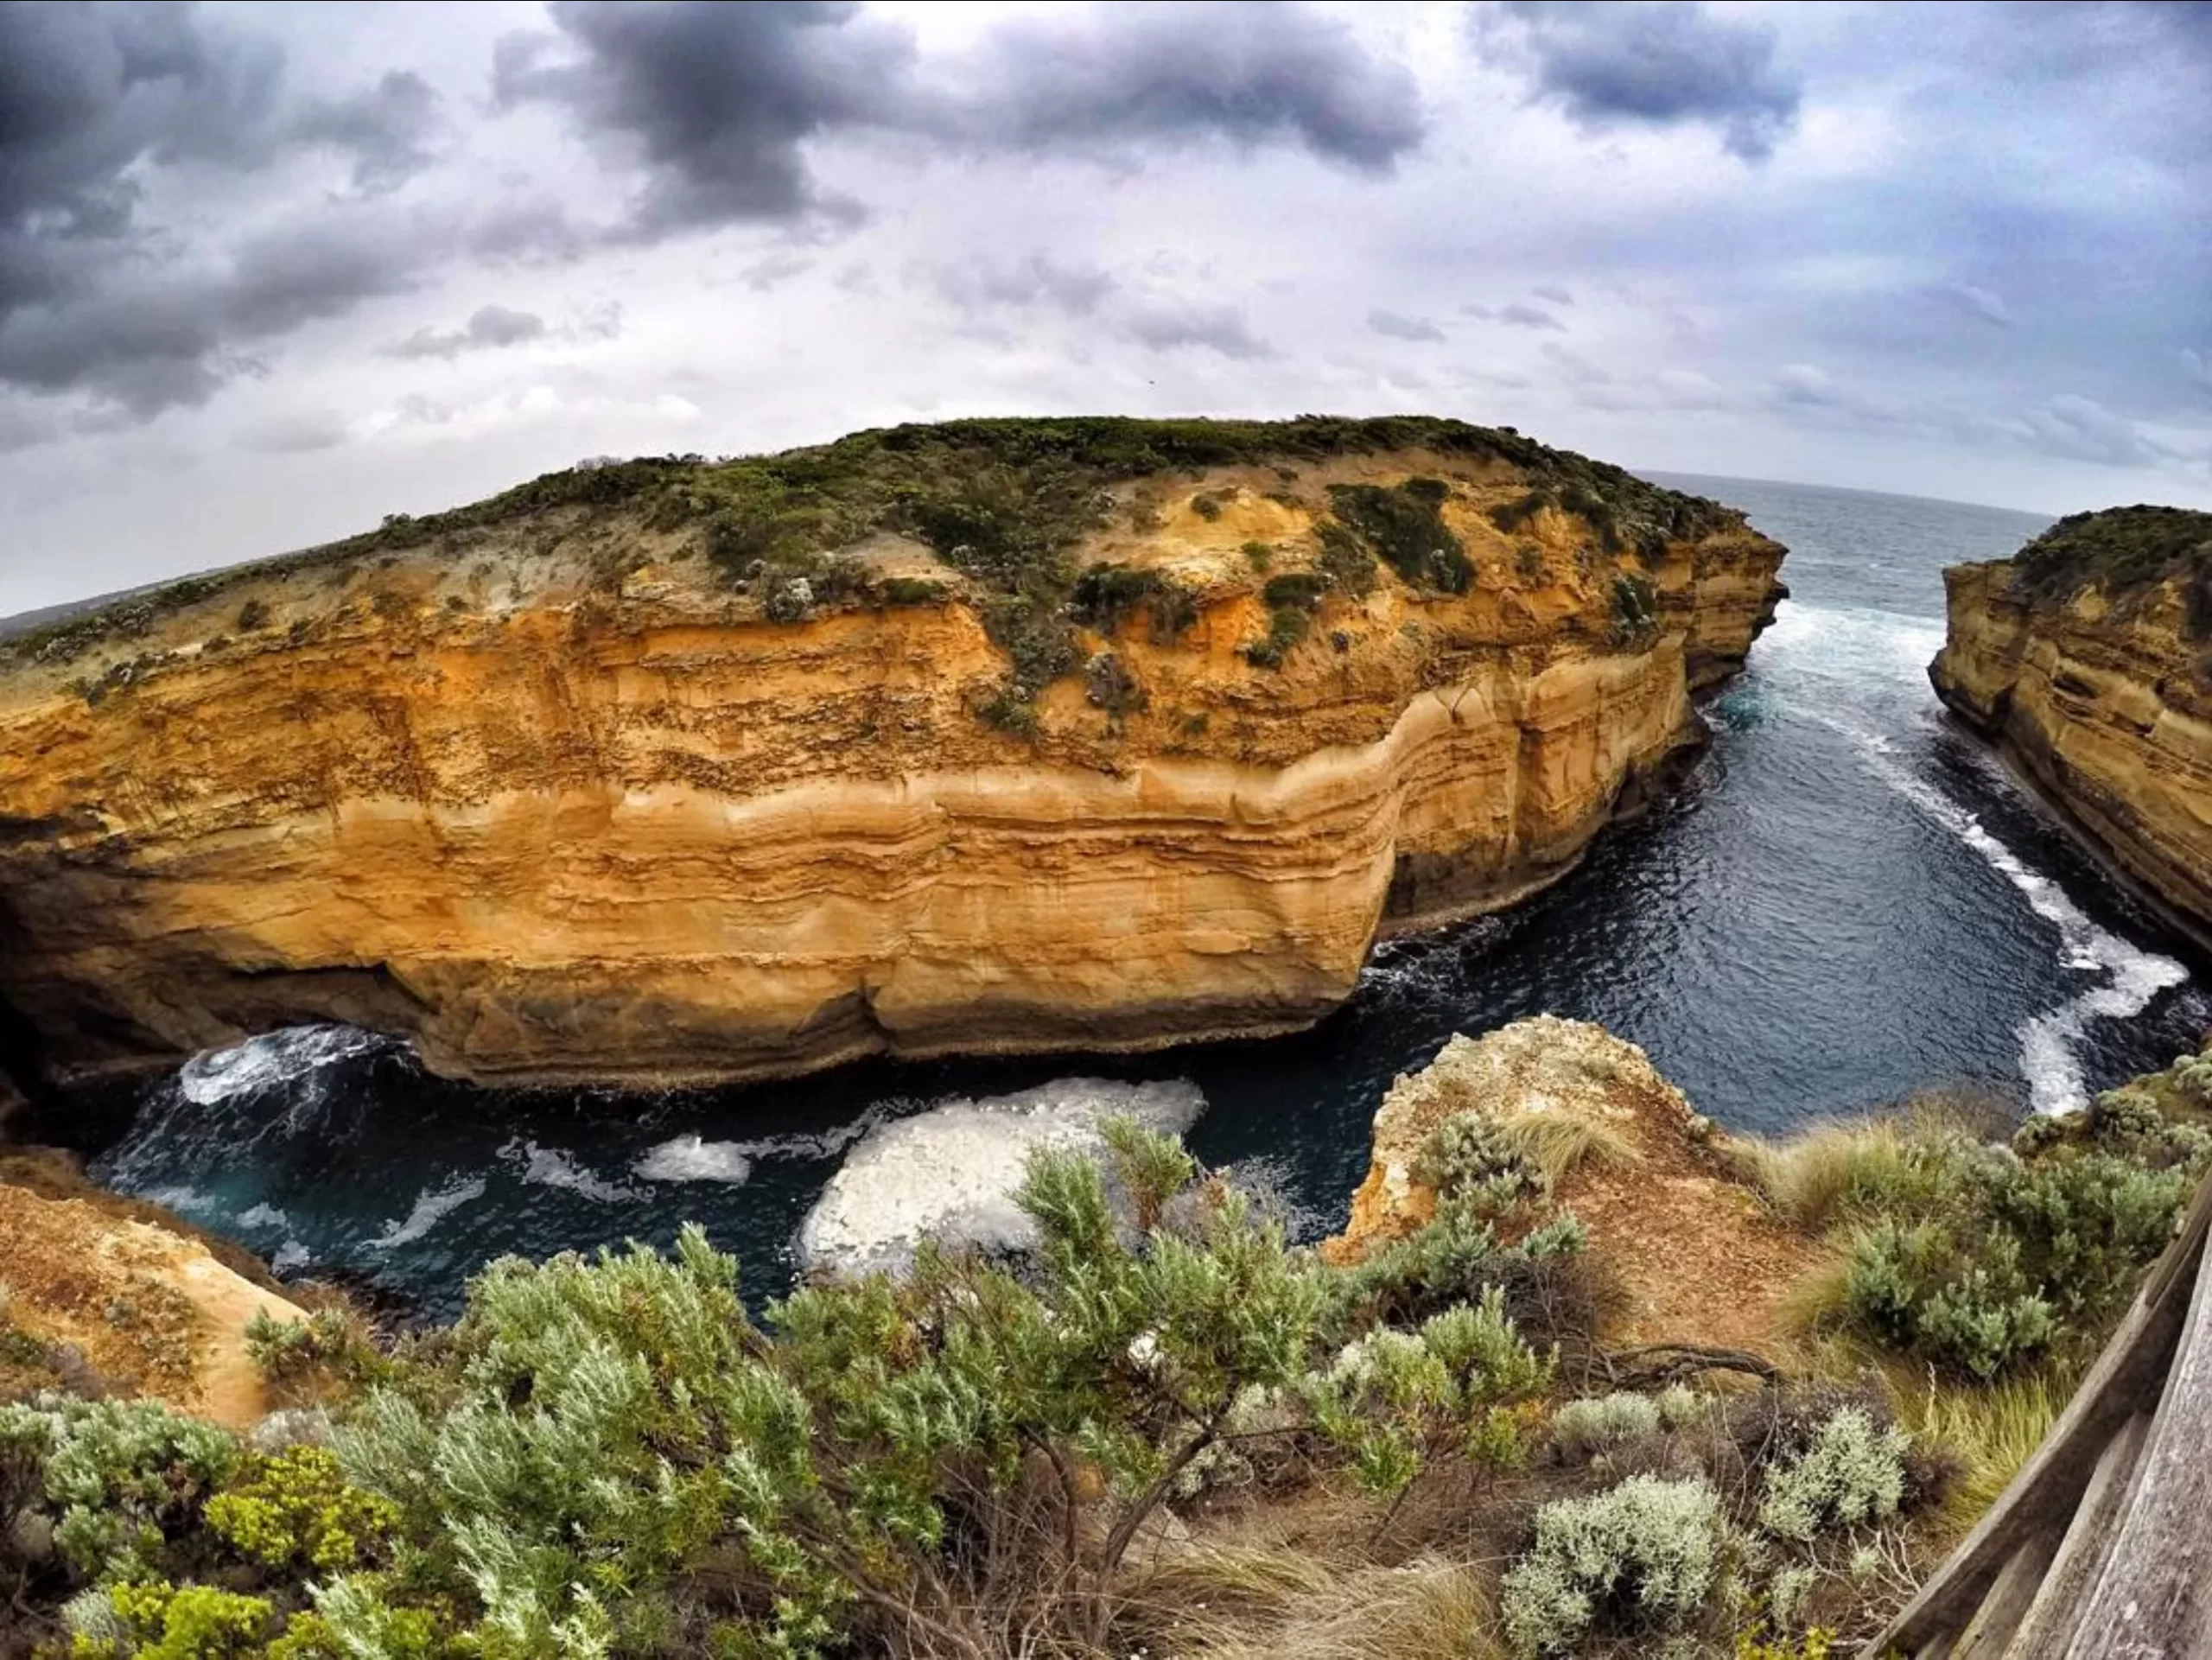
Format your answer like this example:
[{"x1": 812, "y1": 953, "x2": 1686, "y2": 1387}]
[
  {"x1": 0, "y1": 417, "x2": 1783, "y2": 1088},
  {"x1": 1931, "y1": 506, "x2": 2212, "y2": 938}
]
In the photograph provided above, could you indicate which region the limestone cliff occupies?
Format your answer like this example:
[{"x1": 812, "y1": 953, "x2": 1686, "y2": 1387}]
[
  {"x1": 0, "y1": 417, "x2": 1783, "y2": 1087},
  {"x1": 1931, "y1": 506, "x2": 2212, "y2": 937}
]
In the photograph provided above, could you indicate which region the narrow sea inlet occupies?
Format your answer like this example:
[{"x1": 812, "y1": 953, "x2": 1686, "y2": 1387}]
[{"x1": 43, "y1": 476, "x2": 2206, "y2": 1319}]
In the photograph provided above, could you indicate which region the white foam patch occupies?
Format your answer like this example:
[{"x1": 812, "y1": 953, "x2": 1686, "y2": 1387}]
[
  {"x1": 370, "y1": 1176, "x2": 486, "y2": 1250},
  {"x1": 798, "y1": 1078, "x2": 1206, "y2": 1277},
  {"x1": 632, "y1": 1113, "x2": 887, "y2": 1186},
  {"x1": 1827, "y1": 713, "x2": 2187, "y2": 1115},
  {"x1": 1753, "y1": 600, "x2": 1948, "y2": 689},
  {"x1": 633, "y1": 1135, "x2": 755, "y2": 1185},
  {"x1": 271, "y1": 1240, "x2": 311, "y2": 1274},
  {"x1": 499, "y1": 1139, "x2": 639, "y2": 1202},
  {"x1": 137, "y1": 1184, "x2": 217, "y2": 1217},
  {"x1": 179, "y1": 1024, "x2": 392, "y2": 1107},
  {"x1": 235, "y1": 1203, "x2": 289, "y2": 1231}
]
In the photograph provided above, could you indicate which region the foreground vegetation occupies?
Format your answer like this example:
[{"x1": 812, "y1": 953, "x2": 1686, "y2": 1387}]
[{"x1": 6, "y1": 1046, "x2": 2208, "y2": 1657}]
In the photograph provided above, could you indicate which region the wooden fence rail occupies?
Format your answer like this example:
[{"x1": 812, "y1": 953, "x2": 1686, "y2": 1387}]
[{"x1": 1866, "y1": 1175, "x2": 2212, "y2": 1657}]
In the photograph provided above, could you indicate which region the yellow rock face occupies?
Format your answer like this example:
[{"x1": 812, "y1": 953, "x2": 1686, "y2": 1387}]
[
  {"x1": 0, "y1": 450, "x2": 1782, "y2": 1086},
  {"x1": 1932, "y1": 562, "x2": 2212, "y2": 935}
]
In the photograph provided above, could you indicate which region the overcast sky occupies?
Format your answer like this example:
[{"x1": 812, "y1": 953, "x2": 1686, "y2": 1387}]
[{"x1": 3, "y1": 0, "x2": 2209, "y2": 618}]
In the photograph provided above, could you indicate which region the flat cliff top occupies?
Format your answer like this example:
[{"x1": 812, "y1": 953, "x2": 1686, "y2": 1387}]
[
  {"x1": 0, "y1": 414, "x2": 1771, "y2": 714},
  {"x1": 1984, "y1": 502, "x2": 2212, "y2": 608}
]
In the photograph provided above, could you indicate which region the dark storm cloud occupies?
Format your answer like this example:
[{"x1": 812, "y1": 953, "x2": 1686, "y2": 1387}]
[
  {"x1": 1532, "y1": 283, "x2": 1573, "y2": 306},
  {"x1": 935, "y1": 2, "x2": 1425, "y2": 172},
  {"x1": 1368, "y1": 308, "x2": 1446, "y2": 342},
  {"x1": 0, "y1": 2, "x2": 282, "y2": 305},
  {"x1": 0, "y1": 222, "x2": 420, "y2": 415},
  {"x1": 0, "y1": 4, "x2": 449, "y2": 417},
  {"x1": 498, "y1": 1, "x2": 1425, "y2": 244},
  {"x1": 291, "y1": 69, "x2": 443, "y2": 196},
  {"x1": 385, "y1": 302, "x2": 548, "y2": 361},
  {"x1": 492, "y1": 2, "x2": 912, "y2": 236},
  {"x1": 1484, "y1": 0, "x2": 1802, "y2": 162},
  {"x1": 1123, "y1": 302, "x2": 1276, "y2": 360}
]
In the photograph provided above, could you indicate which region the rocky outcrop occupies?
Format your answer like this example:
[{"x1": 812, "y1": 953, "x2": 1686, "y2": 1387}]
[
  {"x1": 0, "y1": 1152, "x2": 307, "y2": 1428},
  {"x1": 1327, "y1": 1016, "x2": 1824, "y2": 1354},
  {"x1": 1932, "y1": 512, "x2": 2212, "y2": 937},
  {"x1": 0, "y1": 418, "x2": 1783, "y2": 1087}
]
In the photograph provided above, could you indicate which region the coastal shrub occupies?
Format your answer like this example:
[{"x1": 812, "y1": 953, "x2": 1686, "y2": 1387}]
[
  {"x1": 0, "y1": 1393, "x2": 238, "y2": 1584},
  {"x1": 1241, "y1": 539, "x2": 1276, "y2": 571},
  {"x1": 1069, "y1": 562, "x2": 1198, "y2": 640},
  {"x1": 1326, "y1": 480, "x2": 1473, "y2": 594},
  {"x1": 1084, "y1": 649, "x2": 1144, "y2": 715},
  {"x1": 875, "y1": 576, "x2": 946, "y2": 607},
  {"x1": 1489, "y1": 490, "x2": 1552, "y2": 536},
  {"x1": 1755, "y1": 1406, "x2": 1909, "y2": 1542},
  {"x1": 1316, "y1": 519, "x2": 1379, "y2": 596},
  {"x1": 1611, "y1": 573, "x2": 1659, "y2": 646},
  {"x1": 2088, "y1": 1085, "x2": 2164, "y2": 1148},
  {"x1": 1548, "y1": 1391, "x2": 1663, "y2": 1462},
  {"x1": 1262, "y1": 571, "x2": 1328, "y2": 612},
  {"x1": 1192, "y1": 491, "x2": 1225, "y2": 520},
  {"x1": 1244, "y1": 604, "x2": 1312, "y2": 669},
  {"x1": 1732, "y1": 1085, "x2": 2199, "y2": 1359},
  {"x1": 304, "y1": 1127, "x2": 1560, "y2": 1655},
  {"x1": 1845, "y1": 1219, "x2": 2056, "y2": 1379},
  {"x1": 2007, "y1": 505, "x2": 2212, "y2": 618},
  {"x1": 75, "y1": 1580, "x2": 276, "y2": 1657},
  {"x1": 1500, "y1": 1473, "x2": 1726, "y2": 1655},
  {"x1": 1304, "y1": 1288, "x2": 1552, "y2": 1495},
  {"x1": 205, "y1": 1446, "x2": 397, "y2": 1574},
  {"x1": 2010, "y1": 1111, "x2": 2076, "y2": 1159},
  {"x1": 244, "y1": 1307, "x2": 382, "y2": 1402}
]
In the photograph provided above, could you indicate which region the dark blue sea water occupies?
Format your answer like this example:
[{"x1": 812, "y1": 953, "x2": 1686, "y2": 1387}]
[{"x1": 58, "y1": 476, "x2": 2211, "y2": 1318}]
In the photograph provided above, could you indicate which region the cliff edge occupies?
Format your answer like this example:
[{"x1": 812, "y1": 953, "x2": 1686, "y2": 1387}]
[
  {"x1": 0, "y1": 417, "x2": 1783, "y2": 1088},
  {"x1": 1931, "y1": 505, "x2": 2212, "y2": 938}
]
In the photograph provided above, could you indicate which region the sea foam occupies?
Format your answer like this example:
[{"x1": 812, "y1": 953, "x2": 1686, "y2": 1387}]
[{"x1": 798, "y1": 1078, "x2": 1206, "y2": 1276}]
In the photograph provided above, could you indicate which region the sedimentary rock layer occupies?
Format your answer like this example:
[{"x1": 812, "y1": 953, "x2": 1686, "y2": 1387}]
[
  {"x1": 0, "y1": 423, "x2": 1783, "y2": 1085},
  {"x1": 1932, "y1": 561, "x2": 2212, "y2": 937}
]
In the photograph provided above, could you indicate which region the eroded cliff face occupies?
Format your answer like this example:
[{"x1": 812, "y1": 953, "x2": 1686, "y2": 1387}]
[
  {"x1": 0, "y1": 425, "x2": 1783, "y2": 1086},
  {"x1": 1933, "y1": 560, "x2": 2212, "y2": 936}
]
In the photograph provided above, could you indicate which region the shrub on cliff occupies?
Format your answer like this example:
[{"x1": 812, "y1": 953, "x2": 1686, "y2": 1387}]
[
  {"x1": 1501, "y1": 1472, "x2": 1726, "y2": 1655},
  {"x1": 1828, "y1": 1135, "x2": 2194, "y2": 1378},
  {"x1": 78, "y1": 1124, "x2": 1519, "y2": 1657},
  {"x1": 2007, "y1": 504, "x2": 2212, "y2": 618},
  {"x1": 1326, "y1": 479, "x2": 1473, "y2": 595}
]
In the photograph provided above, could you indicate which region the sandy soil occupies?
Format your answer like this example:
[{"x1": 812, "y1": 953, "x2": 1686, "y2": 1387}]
[{"x1": 0, "y1": 1179, "x2": 306, "y2": 1428}]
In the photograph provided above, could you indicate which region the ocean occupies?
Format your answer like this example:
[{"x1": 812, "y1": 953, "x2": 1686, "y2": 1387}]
[{"x1": 50, "y1": 474, "x2": 2209, "y2": 1318}]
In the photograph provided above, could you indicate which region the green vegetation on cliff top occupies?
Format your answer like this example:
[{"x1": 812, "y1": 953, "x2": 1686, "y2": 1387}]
[
  {"x1": 3, "y1": 415, "x2": 1744, "y2": 678},
  {"x1": 2006, "y1": 504, "x2": 2212, "y2": 625}
]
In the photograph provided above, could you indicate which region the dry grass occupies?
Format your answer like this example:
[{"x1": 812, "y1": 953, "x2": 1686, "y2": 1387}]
[
  {"x1": 1896, "y1": 1366, "x2": 2073, "y2": 1534},
  {"x1": 1725, "y1": 1091, "x2": 2011, "y2": 1236},
  {"x1": 1497, "y1": 1110, "x2": 1641, "y2": 1193},
  {"x1": 1131, "y1": 1545, "x2": 1503, "y2": 1659},
  {"x1": 1726, "y1": 1117, "x2": 1911, "y2": 1233}
]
